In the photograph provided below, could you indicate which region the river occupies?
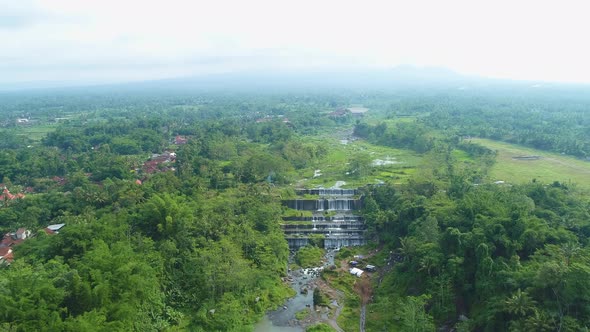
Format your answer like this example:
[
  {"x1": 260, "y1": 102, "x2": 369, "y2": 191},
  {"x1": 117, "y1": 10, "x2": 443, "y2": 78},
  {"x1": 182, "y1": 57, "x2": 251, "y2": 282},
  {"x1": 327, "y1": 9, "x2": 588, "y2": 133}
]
[{"x1": 254, "y1": 250, "x2": 336, "y2": 332}]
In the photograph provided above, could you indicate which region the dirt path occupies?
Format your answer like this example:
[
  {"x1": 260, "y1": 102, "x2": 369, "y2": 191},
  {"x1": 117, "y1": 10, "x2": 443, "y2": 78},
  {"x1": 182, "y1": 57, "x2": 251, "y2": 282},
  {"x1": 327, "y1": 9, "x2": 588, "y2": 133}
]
[
  {"x1": 337, "y1": 252, "x2": 377, "y2": 332},
  {"x1": 306, "y1": 250, "x2": 383, "y2": 332},
  {"x1": 360, "y1": 304, "x2": 366, "y2": 332},
  {"x1": 356, "y1": 276, "x2": 372, "y2": 332}
]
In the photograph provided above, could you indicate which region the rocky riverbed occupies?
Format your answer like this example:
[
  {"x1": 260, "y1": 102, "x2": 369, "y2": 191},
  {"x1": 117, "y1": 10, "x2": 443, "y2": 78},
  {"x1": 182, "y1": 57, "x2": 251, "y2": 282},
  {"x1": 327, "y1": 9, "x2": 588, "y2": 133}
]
[{"x1": 254, "y1": 250, "x2": 339, "y2": 331}]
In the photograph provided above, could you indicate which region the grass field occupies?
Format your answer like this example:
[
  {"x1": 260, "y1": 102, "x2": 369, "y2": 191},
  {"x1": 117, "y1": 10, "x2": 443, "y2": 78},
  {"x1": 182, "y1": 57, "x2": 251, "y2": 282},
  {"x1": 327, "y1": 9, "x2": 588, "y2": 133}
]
[
  {"x1": 293, "y1": 132, "x2": 422, "y2": 188},
  {"x1": 470, "y1": 138, "x2": 590, "y2": 189},
  {"x1": 14, "y1": 124, "x2": 58, "y2": 141}
]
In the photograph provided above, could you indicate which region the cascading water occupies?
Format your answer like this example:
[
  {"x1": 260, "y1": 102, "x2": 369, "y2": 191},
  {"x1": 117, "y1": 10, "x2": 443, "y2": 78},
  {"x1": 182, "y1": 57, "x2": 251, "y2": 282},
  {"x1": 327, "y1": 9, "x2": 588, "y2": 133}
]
[
  {"x1": 282, "y1": 188, "x2": 365, "y2": 249},
  {"x1": 304, "y1": 199, "x2": 358, "y2": 211},
  {"x1": 296, "y1": 188, "x2": 357, "y2": 196}
]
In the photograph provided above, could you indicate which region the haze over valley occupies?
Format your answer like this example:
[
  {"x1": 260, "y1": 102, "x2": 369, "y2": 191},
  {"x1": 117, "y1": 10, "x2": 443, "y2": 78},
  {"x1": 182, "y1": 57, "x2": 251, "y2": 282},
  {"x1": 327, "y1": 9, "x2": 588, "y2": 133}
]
[{"x1": 1, "y1": 1, "x2": 590, "y2": 332}]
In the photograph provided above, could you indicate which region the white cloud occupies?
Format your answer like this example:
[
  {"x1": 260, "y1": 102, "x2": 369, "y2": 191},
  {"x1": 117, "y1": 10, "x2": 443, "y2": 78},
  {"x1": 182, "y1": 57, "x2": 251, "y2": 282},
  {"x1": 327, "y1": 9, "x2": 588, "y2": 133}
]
[{"x1": 1, "y1": 0, "x2": 589, "y2": 84}]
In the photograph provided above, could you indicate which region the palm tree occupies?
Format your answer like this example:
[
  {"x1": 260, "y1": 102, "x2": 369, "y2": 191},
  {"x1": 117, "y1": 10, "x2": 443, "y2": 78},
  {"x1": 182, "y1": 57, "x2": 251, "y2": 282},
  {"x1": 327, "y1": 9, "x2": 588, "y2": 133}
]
[
  {"x1": 504, "y1": 288, "x2": 536, "y2": 316},
  {"x1": 523, "y1": 309, "x2": 554, "y2": 332},
  {"x1": 398, "y1": 236, "x2": 417, "y2": 262},
  {"x1": 560, "y1": 242, "x2": 581, "y2": 266}
]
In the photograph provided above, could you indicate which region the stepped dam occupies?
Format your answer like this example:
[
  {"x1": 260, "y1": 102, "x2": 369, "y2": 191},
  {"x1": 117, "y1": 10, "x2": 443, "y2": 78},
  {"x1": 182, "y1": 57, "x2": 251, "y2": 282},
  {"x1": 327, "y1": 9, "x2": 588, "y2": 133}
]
[
  {"x1": 282, "y1": 189, "x2": 366, "y2": 249},
  {"x1": 284, "y1": 198, "x2": 360, "y2": 211}
]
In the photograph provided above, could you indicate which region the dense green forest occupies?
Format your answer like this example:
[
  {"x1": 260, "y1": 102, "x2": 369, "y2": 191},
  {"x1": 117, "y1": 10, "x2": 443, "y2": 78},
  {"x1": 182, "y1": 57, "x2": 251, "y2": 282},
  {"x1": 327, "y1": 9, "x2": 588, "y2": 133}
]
[
  {"x1": 1, "y1": 84, "x2": 589, "y2": 331},
  {"x1": 362, "y1": 158, "x2": 590, "y2": 331}
]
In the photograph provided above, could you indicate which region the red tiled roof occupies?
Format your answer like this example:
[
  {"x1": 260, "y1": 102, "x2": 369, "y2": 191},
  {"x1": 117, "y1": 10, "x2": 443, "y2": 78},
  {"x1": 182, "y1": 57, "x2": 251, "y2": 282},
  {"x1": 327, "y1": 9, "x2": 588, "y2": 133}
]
[
  {"x1": 0, "y1": 247, "x2": 12, "y2": 257},
  {"x1": 0, "y1": 247, "x2": 14, "y2": 264},
  {"x1": 142, "y1": 152, "x2": 176, "y2": 174},
  {"x1": 1, "y1": 232, "x2": 25, "y2": 247},
  {"x1": 0, "y1": 237, "x2": 12, "y2": 247},
  {"x1": 175, "y1": 136, "x2": 188, "y2": 144},
  {"x1": 43, "y1": 228, "x2": 56, "y2": 235},
  {"x1": 1, "y1": 189, "x2": 14, "y2": 200},
  {"x1": 3, "y1": 251, "x2": 13, "y2": 263},
  {"x1": 0, "y1": 188, "x2": 25, "y2": 201}
]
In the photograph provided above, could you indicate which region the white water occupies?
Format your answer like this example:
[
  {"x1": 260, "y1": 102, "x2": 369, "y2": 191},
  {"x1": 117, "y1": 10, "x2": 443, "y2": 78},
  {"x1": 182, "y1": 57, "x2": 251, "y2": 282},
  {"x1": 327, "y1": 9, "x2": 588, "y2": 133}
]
[
  {"x1": 332, "y1": 181, "x2": 346, "y2": 189},
  {"x1": 254, "y1": 252, "x2": 336, "y2": 332}
]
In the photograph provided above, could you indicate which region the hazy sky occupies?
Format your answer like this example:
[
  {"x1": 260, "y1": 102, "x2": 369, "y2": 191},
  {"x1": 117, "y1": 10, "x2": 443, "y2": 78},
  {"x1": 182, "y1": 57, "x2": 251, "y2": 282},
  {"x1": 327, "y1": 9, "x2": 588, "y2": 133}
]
[{"x1": 1, "y1": 0, "x2": 590, "y2": 84}]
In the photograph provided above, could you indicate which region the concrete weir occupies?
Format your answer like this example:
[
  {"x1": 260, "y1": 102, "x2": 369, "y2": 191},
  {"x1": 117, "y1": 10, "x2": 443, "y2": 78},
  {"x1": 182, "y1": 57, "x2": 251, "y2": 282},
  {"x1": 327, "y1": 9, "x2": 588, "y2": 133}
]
[
  {"x1": 284, "y1": 198, "x2": 360, "y2": 211},
  {"x1": 282, "y1": 189, "x2": 366, "y2": 249}
]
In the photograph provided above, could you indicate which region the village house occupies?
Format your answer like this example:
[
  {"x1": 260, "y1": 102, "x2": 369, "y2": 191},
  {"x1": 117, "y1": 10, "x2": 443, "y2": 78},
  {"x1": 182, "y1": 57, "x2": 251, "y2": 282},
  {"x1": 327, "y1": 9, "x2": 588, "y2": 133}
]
[
  {"x1": 255, "y1": 116, "x2": 272, "y2": 123},
  {"x1": 0, "y1": 186, "x2": 25, "y2": 203},
  {"x1": 142, "y1": 151, "x2": 177, "y2": 174},
  {"x1": 15, "y1": 228, "x2": 31, "y2": 240},
  {"x1": 0, "y1": 227, "x2": 34, "y2": 265},
  {"x1": 1, "y1": 228, "x2": 31, "y2": 247},
  {"x1": 347, "y1": 107, "x2": 369, "y2": 117},
  {"x1": 174, "y1": 135, "x2": 188, "y2": 145},
  {"x1": 1, "y1": 233, "x2": 22, "y2": 248},
  {"x1": 44, "y1": 223, "x2": 66, "y2": 235},
  {"x1": 0, "y1": 247, "x2": 13, "y2": 265},
  {"x1": 328, "y1": 108, "x2": 350, "y2": 117}
]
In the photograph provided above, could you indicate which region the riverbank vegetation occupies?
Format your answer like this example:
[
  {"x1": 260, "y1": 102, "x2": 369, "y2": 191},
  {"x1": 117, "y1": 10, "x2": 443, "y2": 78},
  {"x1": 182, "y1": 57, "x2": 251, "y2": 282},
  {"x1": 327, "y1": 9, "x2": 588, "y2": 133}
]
[
  {"x1": 307, "y1": 323, "x2": 337, "y2": 332},
  {"x1": 296, "y1": 246, "x2": 325, "y2": 268}
]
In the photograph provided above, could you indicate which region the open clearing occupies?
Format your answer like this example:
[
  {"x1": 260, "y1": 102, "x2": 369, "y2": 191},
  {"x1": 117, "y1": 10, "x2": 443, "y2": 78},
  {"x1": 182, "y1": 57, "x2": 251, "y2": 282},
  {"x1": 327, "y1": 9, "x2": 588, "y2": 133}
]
[
  {"x1": 293, "y1": 128, "x2": 422, "y2": 188},
  {"x1": 13, "y1": 124, "x2": 57, "y2": 142},
  {"x1": 470, "y1": 138, "x2": 590, "y2": 189}
]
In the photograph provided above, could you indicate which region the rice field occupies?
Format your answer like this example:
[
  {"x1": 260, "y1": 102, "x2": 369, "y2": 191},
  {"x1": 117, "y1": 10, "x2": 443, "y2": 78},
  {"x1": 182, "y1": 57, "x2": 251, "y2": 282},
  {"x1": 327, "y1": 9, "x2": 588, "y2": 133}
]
[
  {"x1": 470, "y1": 138, "x2": 590, "y2": 189},
  {"x1": 293, "y1": 132, "x2": 422, "y2": 188}
]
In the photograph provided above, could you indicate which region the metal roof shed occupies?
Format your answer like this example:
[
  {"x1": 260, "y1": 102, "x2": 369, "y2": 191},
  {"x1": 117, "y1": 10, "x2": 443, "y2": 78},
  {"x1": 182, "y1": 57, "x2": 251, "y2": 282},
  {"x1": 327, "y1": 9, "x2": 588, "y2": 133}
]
[{"x1": 349, "y1": 267, "x2": 364, "y2": 277}]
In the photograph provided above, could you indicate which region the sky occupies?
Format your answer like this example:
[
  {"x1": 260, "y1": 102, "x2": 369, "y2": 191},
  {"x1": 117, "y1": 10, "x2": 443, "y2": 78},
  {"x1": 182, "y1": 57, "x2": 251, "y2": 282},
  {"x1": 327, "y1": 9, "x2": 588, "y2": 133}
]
[{"x1": 1, "y1": 0, "x2": 590, "y2": 85}]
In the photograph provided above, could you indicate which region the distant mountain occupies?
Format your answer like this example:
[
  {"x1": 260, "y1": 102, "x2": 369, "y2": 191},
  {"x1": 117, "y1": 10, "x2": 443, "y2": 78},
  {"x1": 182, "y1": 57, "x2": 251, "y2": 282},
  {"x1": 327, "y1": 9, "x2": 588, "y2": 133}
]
[
  {"x1": 0, "y1": 80, "x2": 70, "y2": 92},
  {"x1": 386, "y1": 64, "x2": 464, "y2": 80},
  {"x1": 2, "y1": 65, "x2": 586, "y2": 94},
  {"x1": 0, "y1": 65, "x2": 469, "y2": 92},
  {"x1": 112, "y1": 65, "x2": 474, "y2": 93},
  {"x1": 0, "y1": 79, "x2": 116, "y2": 92}
]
